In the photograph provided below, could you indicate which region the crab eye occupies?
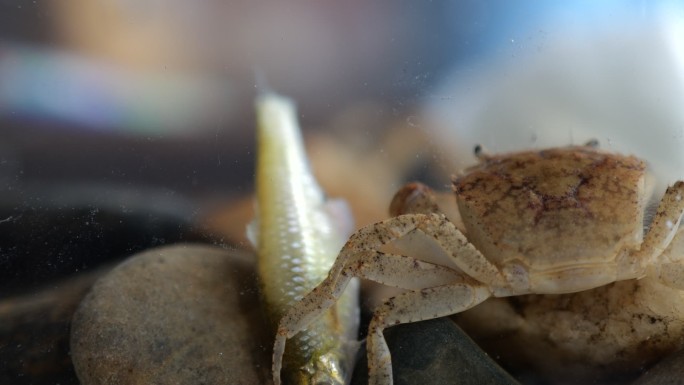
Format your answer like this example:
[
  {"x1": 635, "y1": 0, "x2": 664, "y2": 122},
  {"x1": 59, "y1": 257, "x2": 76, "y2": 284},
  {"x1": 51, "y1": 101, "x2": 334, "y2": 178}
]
[
  {"x1": 585, "y1": 139, "x2": 600, "y2": 148},
  {"x1": 473, "y1": 144, "x2": 483, "y2": 157}
]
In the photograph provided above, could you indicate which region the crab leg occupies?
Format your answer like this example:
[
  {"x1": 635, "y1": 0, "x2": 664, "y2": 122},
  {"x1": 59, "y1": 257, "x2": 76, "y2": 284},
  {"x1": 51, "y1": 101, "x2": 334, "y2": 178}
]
[
  {"x1": 638, "y1": 182, "x2": 684, "y2": 259},
  {"x1": 367, "y1": 283, "x2": 491, "y2": 385},
  {"x1": 642, "y1": 182, "x2": 684, "y2": 258},
  {"x1": 621, "y1": 181, "x2": 684, "y2": 280},
  {"x1": 389, "y1": 182, "x2": 441, "y2": 216},
  {"x1": 274, "y1": 213, "x2": 505, "y2": 384},
  {"x1": 273, "y1": 249, "x2": 468, "y2": 383},
  {"x1": 649, "y1": 226, "x2": 684, "y2": 289},
  {"x1": 276, "y1": 250, "x2": 465, "y2": 336},
  {"x1": 277, "y1": 213, "x2": 501, "y2": 337},
  {"x1": 410, "y1": 214, "x2": 505, "y2": 286}
]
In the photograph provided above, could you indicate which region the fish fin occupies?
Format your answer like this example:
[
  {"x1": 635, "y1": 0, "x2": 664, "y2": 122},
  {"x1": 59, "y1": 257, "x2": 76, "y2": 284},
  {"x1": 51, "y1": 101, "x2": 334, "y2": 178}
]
[
  {"x1": 343, "y1": 338, "x2": 363, "y2": 385},
  {"x1": 324, "y1": 198, "x2": 355, "y2": 239},
  {"x1": 246, "y1": 201, "x2": 259, "y2": 248}
]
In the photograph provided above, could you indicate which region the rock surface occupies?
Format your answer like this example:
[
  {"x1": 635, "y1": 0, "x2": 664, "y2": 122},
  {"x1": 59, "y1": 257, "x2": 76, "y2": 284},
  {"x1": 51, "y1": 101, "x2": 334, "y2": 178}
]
[
  {"x1": 456, "y1": 276, "x2": 684, "y2": 384},
  {"x1": 632, "y1": 347, "x2": 684, "y2": 385},
  {"x1": 350, "y1": 317, "x2": 520, "y2": 385},
  {"x1": 0, "y1": 268, "x2": 106, "y2": 385},
  {"x1": 70, "y1": 244, "x2": 271, "y2": 385}
]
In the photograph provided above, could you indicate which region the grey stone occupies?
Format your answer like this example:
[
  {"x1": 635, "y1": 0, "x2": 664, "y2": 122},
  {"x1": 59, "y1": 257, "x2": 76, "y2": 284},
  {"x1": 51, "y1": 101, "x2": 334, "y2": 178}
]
[
  {"x1": 632, "y1": 347, "x2": 684, "y2": 385},
  {"x1": 350, "y1": 317, "x2": 520, "y2": 385},
  {"x1": 70, "y1": 244, "x2": 272, "y2": 385}
]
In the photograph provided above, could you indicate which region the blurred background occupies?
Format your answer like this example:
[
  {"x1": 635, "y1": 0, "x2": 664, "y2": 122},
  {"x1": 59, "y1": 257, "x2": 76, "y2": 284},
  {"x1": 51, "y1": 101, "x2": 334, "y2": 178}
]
[
  {"x1": 3, "y1": 1, "x2": 684, "y2": 198},
  {"x1": 2, "y1": 1, "x2": 684, "y2": 202},
  {"x1": 2, "y1": 0, "x2": 684, "y2": 383}
]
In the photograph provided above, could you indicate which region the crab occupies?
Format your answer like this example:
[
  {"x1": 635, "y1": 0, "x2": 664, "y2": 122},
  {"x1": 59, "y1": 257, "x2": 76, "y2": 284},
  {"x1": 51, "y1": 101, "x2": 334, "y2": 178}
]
[{"x1": 272, "y1": 143, "x2": 684, "y2": 385}]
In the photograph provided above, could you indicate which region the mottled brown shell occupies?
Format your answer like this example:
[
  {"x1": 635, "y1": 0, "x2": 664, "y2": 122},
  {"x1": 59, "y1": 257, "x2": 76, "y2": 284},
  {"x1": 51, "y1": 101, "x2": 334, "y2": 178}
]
[{"x1": 453, "y1": 146, "x2": 647, "y2": 270}]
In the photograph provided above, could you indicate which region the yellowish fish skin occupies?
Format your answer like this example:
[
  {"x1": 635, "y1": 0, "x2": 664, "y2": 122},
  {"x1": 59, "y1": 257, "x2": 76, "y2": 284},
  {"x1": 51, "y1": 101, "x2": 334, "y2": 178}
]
[{"x1": 250, "y1": 93, "x2": 360, "y2": 385}]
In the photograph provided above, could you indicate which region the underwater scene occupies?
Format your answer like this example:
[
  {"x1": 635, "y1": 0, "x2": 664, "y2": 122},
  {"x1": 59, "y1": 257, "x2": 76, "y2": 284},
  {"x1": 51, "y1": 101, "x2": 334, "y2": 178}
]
[{"x1": 2, "y1": 1, "x2": 684, "y2": 384}]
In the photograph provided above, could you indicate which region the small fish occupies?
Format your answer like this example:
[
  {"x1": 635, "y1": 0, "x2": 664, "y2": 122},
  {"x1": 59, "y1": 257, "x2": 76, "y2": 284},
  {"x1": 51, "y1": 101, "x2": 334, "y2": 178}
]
[{"x1": 248, "y1": 92, "x2": 360, "y2": 385}]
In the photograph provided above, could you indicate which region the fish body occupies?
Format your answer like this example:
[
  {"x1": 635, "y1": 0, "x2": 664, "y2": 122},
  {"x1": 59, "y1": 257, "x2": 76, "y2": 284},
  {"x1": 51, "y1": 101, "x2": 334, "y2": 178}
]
[{"x1": 249, "y1": 93, "x2": 360, "y2": 385}]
